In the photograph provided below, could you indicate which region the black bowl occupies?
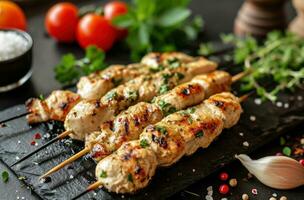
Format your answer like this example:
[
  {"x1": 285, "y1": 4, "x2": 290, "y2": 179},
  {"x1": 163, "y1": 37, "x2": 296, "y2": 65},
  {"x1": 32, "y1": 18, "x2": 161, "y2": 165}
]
[{"x1": 0, "y1": 29, "x2": 33, "y2": 91}]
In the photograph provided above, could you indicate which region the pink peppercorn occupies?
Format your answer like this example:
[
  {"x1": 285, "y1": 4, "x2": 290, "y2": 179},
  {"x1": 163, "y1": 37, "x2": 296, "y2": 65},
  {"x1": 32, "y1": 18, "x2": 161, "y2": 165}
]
[
  {"x1": 219, "y1": 184, "x2": 229, "y2": 194},
  {"x1": 219, "y1": 172, "x2": 229, "y2": 181}
]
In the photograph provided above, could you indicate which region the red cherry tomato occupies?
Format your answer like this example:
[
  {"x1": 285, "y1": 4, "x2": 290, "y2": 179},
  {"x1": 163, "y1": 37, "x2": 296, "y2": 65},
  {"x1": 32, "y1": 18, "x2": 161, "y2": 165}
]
[
  {"x1": 104, "y1": 1, "x2": 128, "y2": 40},
  {"x1": 0, "y1": 1, "x2": 27, "y2": 30},
  {"x1": 45, "y1": 3, "x2": 78, "y2": 42},
  {"x1": 76, "y1": 14, "x2": 116, "y2": 51},
  {"x1": 219, "y1": 184, "x2": 230, "y2": 195},
  {"x1": 104, "y1": 1, "x2": 128, "y2": 19}
]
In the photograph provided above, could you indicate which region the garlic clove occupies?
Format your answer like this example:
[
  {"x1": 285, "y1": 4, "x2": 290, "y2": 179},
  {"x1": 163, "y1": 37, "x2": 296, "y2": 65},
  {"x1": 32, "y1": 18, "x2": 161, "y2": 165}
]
[{"x1": 236, "y1": 154, "x2": 304, "y2": 190}]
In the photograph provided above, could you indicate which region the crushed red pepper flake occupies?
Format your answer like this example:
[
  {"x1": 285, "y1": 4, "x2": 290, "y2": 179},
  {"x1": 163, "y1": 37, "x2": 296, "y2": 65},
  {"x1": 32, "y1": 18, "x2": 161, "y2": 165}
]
[
  {"x1": 294, "y1": 148, "x2": 304, "y2": 156},
  {"x1": 30, "y1": 141, "x2": 36, "y2": 146},
  {"x1": 34, "y1": 133, "x2": 42, "y2": 139}
]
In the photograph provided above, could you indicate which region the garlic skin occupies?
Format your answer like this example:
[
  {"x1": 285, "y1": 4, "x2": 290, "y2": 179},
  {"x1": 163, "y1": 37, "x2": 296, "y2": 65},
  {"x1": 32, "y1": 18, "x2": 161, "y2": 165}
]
[{"x1": 236, "y1": 154, "x2": 304, "y2": 189}]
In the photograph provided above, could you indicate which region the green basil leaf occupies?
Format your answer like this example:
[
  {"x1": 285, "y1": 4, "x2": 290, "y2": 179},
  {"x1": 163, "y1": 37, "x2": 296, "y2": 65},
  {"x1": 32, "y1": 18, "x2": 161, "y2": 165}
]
[
  {"x1": 138, "y1": 24, "x2": 149, "y2": 47},
  {"x1": 112, "y1": 14, "x2": 135, "y2": 28},
  {"x1": 157, "y1": 7, "x2": 191, "y2": 27}
]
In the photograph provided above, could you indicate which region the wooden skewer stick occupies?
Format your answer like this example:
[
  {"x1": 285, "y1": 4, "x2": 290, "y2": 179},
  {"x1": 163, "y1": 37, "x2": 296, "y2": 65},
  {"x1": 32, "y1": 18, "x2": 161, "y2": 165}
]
[
  {"x1": 40, "y1": 148, "x2": 90, "y2": 179},
  {"x1": 38, "y1": 70, "x2": 250, "y2": 178},
  {"x1": 11, "y1": 130, "x2": 71, "y2": 167},
  {"x1": 232, "y1": 70, "x2": 250, "y2": 83},
  {"x1": 71, "y1": 181, "x2": 103, "y2": 200},
  {"x1": 239, "y1": 91, "x2": 253, "y2": 103}
]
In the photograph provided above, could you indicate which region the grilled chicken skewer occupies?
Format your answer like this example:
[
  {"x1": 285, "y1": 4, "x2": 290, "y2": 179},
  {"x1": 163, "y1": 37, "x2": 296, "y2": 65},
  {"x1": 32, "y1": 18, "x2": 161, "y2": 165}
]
[
  {"x1": 64, "y1": 57, "x2": 217, "y2": 141},
  {"x1": 26, "y1": 52, "x2": 199, "y2": 124},
  {"x1": 40, "y1": 70, "x2": 237, "y2": 178},
  {"x1": 77, "y1": 92, "x2": 243, "y2": 195},
  {"x1": 11, "y1": 56, "x2": 216, "y2": 167}
]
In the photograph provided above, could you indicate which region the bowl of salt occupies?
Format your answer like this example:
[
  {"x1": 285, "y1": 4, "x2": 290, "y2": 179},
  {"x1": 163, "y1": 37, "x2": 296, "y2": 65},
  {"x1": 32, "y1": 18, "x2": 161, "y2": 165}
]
[{"x1": 0, "y1": 29, "x2": 33, "y2": 92}]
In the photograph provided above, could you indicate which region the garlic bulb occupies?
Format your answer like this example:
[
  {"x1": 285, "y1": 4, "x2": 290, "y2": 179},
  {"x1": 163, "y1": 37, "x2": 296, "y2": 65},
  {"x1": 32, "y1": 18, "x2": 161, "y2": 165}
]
[{"x1": 236, "y1": 154, "x2": 304, "y2": 189}]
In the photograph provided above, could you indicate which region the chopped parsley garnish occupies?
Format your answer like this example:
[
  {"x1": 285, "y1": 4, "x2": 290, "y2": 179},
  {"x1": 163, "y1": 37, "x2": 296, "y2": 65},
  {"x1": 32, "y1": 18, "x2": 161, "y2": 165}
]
[
  {"x1": 187, "y1": 116, "x2": 193, "y2": 124},
  {"x1": 155, "y1": 125, "x2": 168, "y2": 135},
  {"x1": 39, "y1": 94, "x2": 44, "y2": 100},
  {"x1": 151, "y1": 97, "x2": 156, "y2": 103},
  {"x1": 2, "y1": 171, "x2": 9, "y2": 183},
  {"x1": 175, "y1": 72, "x2": 185, "y2": 80},
  {"x1": 112, "y1": 78, "x2": 123, "y2": 87},
  {"x1": 149, "y1": 64, "x2": 165, "y2": 72},
  {"x1": 159, "y1": 84, "x2": 170, "y2": 94},
  {"x1": 126, "y1": 90, "x2": 138, "y2": 102},
  {"x1": 195, "y1": 130, "x2": 204, "y2": 138},
  {"x1": 167, "y1": 58, "x2": 181, "y2": 68},
  {"x1": 127, "y1": 173, "x2": 133, "y2": 182},
  {"x1": 100, "y1": 170, "x2": 107, "y2": 178},
  {"x1": 157, "y1": 100, "x2": 177, "y2": 115},
  {"x1": 140, "y1": 139, "x2": 149, "y2": 148},
  {"x1": 187, "y1": 107, "x2": 196, "y2": 114},
  {"x1": 106, "y1": 91, "x2": 118, "y2": 100},
  {"x1": 162, "y1": 73, "x2": 174, "y2": 83}
]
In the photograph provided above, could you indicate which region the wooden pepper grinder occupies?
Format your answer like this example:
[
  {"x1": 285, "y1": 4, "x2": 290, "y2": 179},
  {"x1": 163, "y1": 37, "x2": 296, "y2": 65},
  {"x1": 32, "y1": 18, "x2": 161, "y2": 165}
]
[
  {"x1": 289, "y1": 0, "x2": 304, "y2": 37},
  {"x1": 234, "y1": 0, "x2": 287, "y2": 37}
]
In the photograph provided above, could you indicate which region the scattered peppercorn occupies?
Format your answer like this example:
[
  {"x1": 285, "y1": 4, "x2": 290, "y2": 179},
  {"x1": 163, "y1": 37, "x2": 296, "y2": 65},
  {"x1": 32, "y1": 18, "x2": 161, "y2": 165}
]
[
  {"x1": 251, "y1": 188, "x2": 258, "y2": 195},
  {"x1": 242, "y1": 193, "x2": 249, "y2": 200},
  {"x1": 279, "y1": 196, "x2": 287, "y2": 200},
  {"x1": 219, "y1": 172, "x2": 229, "y2": 181},
  {"x1": 34, "y1": 133, "x2": 41, "y2": 139},
  {"x1": 0, "y1": 123, "x2": 6, "y2": 128},
  {"x1": 229, "y1": 178, "x2": 237, "y2": 187},
  {"x1": 269, "y1": 197, "x2": 277, "y2": 200},
  {"x1": 218, "y1": 184, "x2": 229, "y2": 195}
]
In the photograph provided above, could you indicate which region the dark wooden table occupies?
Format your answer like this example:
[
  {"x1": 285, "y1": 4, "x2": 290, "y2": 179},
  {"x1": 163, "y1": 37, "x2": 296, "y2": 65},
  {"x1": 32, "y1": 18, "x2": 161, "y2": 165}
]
[{"x1": 1, "y1": 0, "x2": 303, "y2": 200}]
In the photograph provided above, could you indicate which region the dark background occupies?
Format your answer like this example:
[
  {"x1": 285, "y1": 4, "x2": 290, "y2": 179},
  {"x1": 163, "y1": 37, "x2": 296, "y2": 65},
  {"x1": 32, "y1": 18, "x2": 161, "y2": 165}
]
[{"x1": 0, "y1": 0, "x2": 303, "y2": 200}]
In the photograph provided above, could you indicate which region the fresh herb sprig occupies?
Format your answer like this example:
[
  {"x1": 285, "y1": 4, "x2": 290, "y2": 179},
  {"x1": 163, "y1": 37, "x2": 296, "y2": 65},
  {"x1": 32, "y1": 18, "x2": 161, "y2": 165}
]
[
  {"x1": 222, "y1": 31, "x2": 304, "y2": 102},
  {"x1": 113, "y1": 0, "x2": 203, "y2": 61},
  {"x1": 54, "y1": 46, "x2": 107, "y2": 85}
]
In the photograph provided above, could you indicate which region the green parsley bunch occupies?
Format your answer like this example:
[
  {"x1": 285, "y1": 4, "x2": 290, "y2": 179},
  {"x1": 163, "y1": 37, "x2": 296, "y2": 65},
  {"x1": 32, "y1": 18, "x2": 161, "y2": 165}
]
[{"x1": 222, "y1": 31, "x2": 304, "y2": 102}]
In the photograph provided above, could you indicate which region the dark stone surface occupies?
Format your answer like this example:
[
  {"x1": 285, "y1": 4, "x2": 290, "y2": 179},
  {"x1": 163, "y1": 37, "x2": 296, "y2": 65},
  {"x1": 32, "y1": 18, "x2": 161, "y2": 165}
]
[{"x1": 0, "y1": 1, "x2": 302, "y2": 200}]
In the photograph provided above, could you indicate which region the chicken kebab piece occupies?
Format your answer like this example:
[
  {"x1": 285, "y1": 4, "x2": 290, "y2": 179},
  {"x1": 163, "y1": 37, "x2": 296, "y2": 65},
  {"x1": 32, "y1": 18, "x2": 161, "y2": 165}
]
[
  {"x1": 41, "y1": 70, "x2": 239, "y2": 178},
  {"x1": 64, "y1": 57, "x2": 217, "y2": 141},
  {"x1": 86, "y1": 92, "x2": 243, "y2": 194},
  {"x1": 26, "y1": 52, "x2": 200, "y2": 124}
]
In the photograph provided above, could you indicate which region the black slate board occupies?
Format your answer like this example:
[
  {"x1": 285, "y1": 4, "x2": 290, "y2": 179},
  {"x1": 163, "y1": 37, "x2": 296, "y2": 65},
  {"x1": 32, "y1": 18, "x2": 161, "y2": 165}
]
[{"x1": 0, "y1": 88, "x2": 304, "y2": 200}]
